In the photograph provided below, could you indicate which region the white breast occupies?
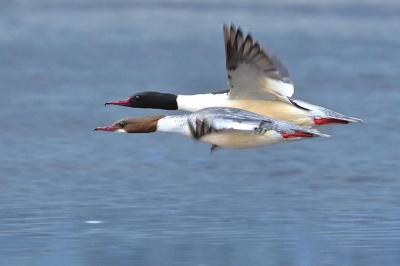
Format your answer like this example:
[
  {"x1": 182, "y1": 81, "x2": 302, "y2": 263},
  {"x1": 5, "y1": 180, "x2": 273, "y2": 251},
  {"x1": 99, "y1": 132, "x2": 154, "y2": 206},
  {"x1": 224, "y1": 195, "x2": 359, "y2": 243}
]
[{"x1": 156, "y1": 115, "x2": 192, "y2": 136}]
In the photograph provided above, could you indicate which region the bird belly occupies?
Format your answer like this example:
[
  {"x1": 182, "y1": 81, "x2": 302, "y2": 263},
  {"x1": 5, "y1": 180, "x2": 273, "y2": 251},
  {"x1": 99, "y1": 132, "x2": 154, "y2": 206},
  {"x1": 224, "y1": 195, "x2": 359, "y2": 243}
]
[{"x1": 199, "y1": 130, "x2": 283, "y2": 149}]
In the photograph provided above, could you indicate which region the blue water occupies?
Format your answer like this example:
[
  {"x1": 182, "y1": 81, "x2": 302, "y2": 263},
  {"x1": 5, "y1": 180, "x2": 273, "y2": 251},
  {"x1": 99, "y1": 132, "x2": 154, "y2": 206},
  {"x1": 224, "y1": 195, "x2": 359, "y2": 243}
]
[{"x1": 1, "y1": 1, "x2": 400, "y2": 265}]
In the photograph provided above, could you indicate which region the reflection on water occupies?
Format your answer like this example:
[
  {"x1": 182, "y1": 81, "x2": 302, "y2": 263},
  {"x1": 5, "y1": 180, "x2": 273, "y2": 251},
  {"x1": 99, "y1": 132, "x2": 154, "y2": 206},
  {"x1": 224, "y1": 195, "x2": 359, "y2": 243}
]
[{"x1": 1, "y1": 0, "x2": 400, "y2": 265}]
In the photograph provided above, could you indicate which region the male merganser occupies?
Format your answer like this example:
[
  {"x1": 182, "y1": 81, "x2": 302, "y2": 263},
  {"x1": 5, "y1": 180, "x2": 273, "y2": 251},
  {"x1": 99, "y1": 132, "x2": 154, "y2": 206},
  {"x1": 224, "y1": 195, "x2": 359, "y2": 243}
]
[
  {"x1": 94, "y1": 107, "x2": 329, "y2": 150},
  {"x1": 105, "y1": 25, "x2": 363, "y2": 127}
]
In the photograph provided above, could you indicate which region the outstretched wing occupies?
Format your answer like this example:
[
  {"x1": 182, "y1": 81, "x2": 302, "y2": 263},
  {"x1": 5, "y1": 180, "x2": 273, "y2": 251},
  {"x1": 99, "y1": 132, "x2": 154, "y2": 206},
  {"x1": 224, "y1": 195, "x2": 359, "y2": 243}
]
[{"x1": 223, "y1": 24, "x2": 294, "y2": 102}]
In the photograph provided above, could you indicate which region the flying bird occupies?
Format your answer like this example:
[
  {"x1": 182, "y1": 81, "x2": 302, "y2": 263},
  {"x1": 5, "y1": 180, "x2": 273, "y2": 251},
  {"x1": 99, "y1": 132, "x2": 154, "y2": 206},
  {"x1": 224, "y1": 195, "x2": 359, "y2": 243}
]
[
  {"x1": 105, "y1": 24, "x2": 363, "y2": 127},
  {"x1": 94, "y1": 107, "x2": 330, "y2": 150}
]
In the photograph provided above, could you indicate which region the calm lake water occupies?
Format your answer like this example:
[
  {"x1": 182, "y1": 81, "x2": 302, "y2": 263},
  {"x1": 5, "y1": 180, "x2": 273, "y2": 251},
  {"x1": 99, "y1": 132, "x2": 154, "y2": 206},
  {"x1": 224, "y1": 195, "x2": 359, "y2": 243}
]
[{"x1": 1, "y1": 1, "x2": 400, "y2": 265}]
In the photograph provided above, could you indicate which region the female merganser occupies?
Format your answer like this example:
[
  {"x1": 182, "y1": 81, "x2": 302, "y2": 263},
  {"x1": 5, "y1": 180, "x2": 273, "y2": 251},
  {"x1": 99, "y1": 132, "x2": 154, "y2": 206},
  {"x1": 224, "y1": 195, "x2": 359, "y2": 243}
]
[
  {"x1": 94, "y1": 107, "x2": 329, "y2": 150},
  {"x1": 105, "y1": 25, "x2": 363, "y2": 127}
]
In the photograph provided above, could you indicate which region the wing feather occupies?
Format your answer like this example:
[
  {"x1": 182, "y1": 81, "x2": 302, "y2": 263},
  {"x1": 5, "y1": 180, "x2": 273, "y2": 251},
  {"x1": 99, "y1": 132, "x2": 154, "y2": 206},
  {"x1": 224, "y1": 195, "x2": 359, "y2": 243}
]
[
  {"x1": 223, "y1": 24, "x2": 294, "y2": 101},
  {"x1": 189, "y1": 112, "x2": 275, "y2": 140}
]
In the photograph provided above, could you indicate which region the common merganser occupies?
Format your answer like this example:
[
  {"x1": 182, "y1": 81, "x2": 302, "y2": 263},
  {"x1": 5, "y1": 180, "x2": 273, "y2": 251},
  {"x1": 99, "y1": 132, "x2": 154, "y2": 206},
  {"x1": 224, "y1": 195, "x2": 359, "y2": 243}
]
[
  {"x1": 94, "y1": 107, "x2": 329, "y2": 150},
  {"x1": 105, "y1": 25, "x2": 363, "y2": 127}
]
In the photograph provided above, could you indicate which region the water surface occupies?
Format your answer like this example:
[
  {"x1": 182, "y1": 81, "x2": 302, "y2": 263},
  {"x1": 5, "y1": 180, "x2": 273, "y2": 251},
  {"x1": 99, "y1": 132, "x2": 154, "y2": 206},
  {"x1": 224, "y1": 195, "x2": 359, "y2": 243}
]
[{"x1": 1, "y1": 1, "x2": 400, "y2": 265}]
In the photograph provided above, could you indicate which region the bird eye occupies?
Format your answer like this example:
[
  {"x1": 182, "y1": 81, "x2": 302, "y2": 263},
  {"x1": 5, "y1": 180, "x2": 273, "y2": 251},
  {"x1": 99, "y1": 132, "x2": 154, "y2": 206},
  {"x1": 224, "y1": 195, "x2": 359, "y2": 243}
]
[
  {"x1": 134, "y1": 95, "x2": 141, "y2": 101},
  {"x1": 119, "y1": 122, "x2": 125, "y2": 127}
]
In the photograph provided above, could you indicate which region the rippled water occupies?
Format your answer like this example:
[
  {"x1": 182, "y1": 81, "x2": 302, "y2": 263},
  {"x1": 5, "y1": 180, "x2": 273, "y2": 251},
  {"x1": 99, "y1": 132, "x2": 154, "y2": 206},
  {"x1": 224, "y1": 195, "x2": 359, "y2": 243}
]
[{"x1": 1, "y1": 1, "x2": 400, "y2": 265}]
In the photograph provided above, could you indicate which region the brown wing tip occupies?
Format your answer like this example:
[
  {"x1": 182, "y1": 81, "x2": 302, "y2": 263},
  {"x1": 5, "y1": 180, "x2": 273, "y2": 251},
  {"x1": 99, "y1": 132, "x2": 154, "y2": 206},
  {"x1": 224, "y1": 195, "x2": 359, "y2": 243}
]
[{"x1": 224, "y1": 24, "x2": 259, "y2": 71}]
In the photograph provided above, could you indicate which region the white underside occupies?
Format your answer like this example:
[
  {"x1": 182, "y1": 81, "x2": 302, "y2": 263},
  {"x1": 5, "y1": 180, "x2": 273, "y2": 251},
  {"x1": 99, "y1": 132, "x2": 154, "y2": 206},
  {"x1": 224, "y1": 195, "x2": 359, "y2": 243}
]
[{"x1": 200, "y1": 130, "x2": 284, "y2": 149}]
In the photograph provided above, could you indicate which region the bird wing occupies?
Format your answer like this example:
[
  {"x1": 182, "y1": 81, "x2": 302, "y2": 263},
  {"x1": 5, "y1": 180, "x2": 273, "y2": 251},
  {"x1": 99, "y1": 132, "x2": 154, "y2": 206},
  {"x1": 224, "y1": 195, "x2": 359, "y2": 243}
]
[
  {"x1": 189, "y1": 115, "x2": 273, "y2": 140},
  {"x1": 223, "y1": 24, "x2": 294, "y2": 102}
]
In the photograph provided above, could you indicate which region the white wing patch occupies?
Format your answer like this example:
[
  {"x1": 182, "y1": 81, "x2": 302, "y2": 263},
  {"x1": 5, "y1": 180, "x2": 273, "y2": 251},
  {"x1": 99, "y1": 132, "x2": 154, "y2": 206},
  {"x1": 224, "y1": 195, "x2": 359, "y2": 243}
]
[
  {"x1": 207, "y1": 117, "x2": 262, "y2": 131},
  {"x1": 228, "y1": 64, "x2": 294, "y2": 100},
  {"x1": 189, "y1": 116, "x2": 267, "y2": 141}
]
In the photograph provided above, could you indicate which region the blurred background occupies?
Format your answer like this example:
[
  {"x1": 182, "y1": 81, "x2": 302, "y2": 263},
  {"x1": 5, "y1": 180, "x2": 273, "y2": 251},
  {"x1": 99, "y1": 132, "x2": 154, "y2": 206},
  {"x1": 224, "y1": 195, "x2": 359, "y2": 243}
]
[{"x1": 1, "y1": 0, "x2": 400, "y2": 265}]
